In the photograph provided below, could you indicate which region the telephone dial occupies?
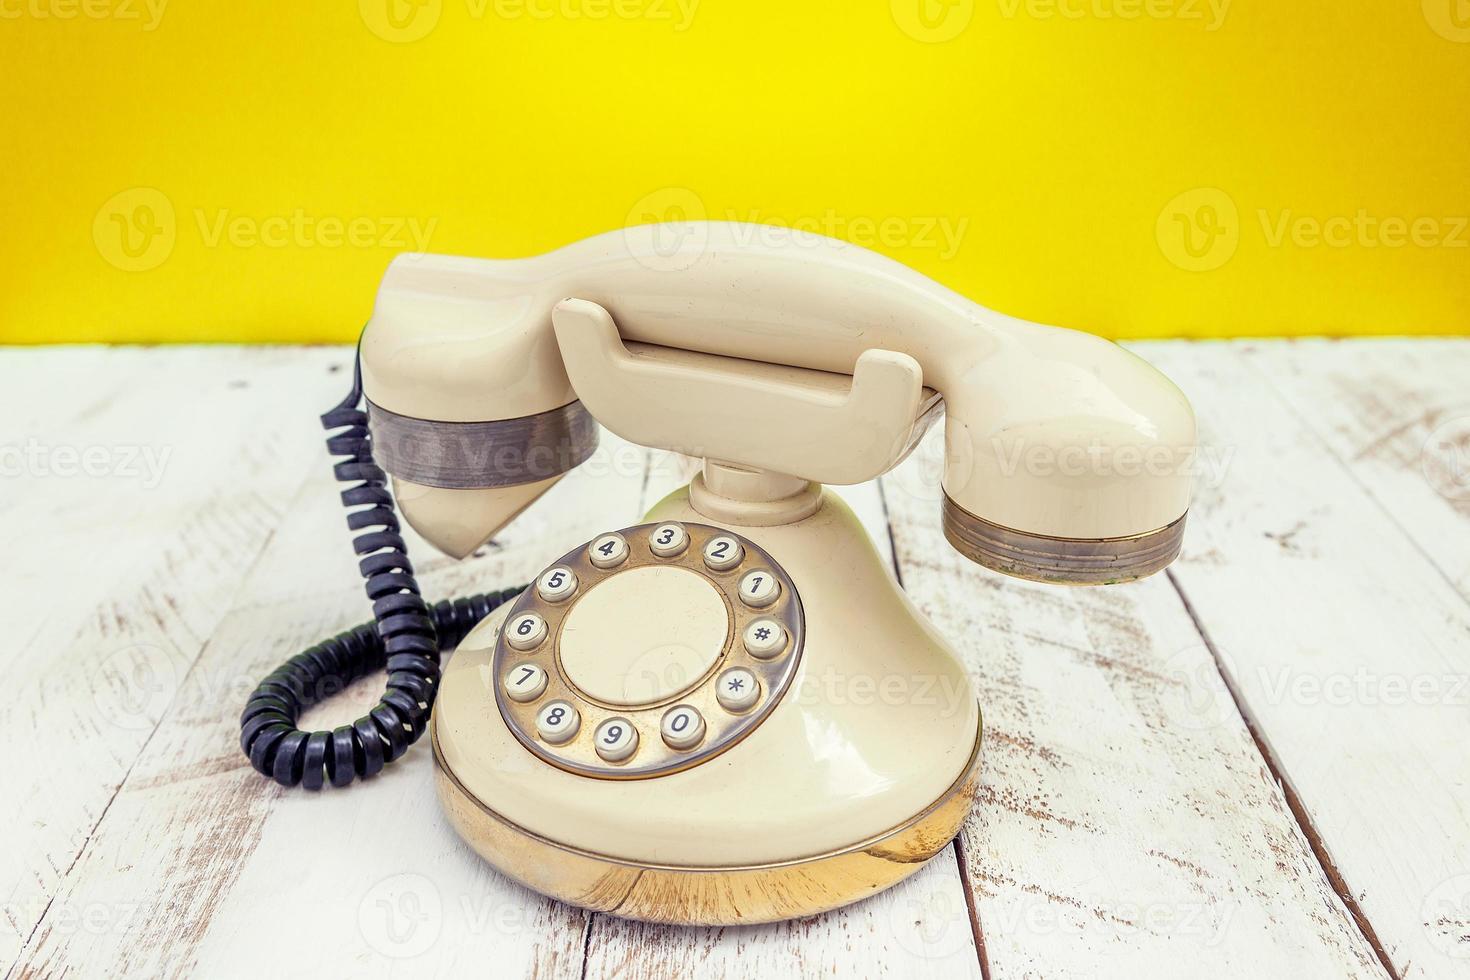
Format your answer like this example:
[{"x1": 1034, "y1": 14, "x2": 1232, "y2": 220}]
[{"x1": 240, "y1": 222, "x2": 1195, "y2": 925}]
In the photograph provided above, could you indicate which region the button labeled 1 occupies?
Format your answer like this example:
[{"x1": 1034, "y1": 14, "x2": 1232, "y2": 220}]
[
  {"x1": 537, "y1": 566, "x2": 578, "y2": 602},
  {"x1": 660, "y1": 704, "x2": 705, "y2": 749},
  {"x1": 738, "y1": 569, "x2": 781, "y2": 608},
  {"x1": 594, "y1": 717, "x2": 639, "y2": 762}
]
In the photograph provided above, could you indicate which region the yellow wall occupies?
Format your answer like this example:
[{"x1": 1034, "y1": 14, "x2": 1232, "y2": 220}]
[{"x1": 2, "y1": 0, "x2": 1467, "y2": 344}]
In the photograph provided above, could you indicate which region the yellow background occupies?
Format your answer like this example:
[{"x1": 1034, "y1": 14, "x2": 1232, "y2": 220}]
[{"x1": 2, "y1": 0, "x2": 1467, "y2": 344}]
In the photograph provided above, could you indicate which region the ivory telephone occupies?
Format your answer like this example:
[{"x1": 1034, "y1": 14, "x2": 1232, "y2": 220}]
[{"x1": 239, "y1": 222, "x2": 1195, "y2": 925}]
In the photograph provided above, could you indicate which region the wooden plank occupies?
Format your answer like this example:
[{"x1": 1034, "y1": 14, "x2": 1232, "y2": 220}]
[
  {"x1": 1143, "y1": 339, "x2": 1470, "y2": 978},
  {"x1": 12, "y1": 417, "x2": 657, "y2": 976},
  {"x1": 1244, "y1": 337, "x2": 1470, "y2": 597},
  {"x1": 0, "y1": 347, "x2": 346, "y2": 971},
  {"x1": 581, "y1": 452, "x2": 985, "y2": 980},
  {"x1": 880, "y1": 419, "x2": 1387, "y2": 979}
]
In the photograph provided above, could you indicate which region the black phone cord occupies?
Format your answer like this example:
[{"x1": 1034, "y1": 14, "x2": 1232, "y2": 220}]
[{"x1": 239, "y1": 365, "x2": 526, "y2": 788}]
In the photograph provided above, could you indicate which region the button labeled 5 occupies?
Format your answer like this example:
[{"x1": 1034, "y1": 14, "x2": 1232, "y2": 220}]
[
  {"x1": 537, "y1": 566, "x2": 578, "y2": 602},
  {"x1": 648, "y1": 523, "x2": 689, "y2": 557}
]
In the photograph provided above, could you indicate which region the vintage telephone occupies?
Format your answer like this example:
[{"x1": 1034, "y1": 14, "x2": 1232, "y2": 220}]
[{"x1": 240, "y1": 222, "x2": 1195, "y2": 924}]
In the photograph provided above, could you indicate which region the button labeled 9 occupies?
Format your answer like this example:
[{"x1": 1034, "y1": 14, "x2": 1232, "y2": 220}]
[{"x1": 594, "y1": 717, "x2": 639, "y2": 762}]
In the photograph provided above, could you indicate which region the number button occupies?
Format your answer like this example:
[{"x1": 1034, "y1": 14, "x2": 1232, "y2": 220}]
[
  {"x1": 742, "y1": 618, "x2": 787, "y2": 658},
  {"x1": 535, "y1": 700, "x2": 581, "y2": 744},
  {"x1": 701, "y1": 535, "x2": 744, "y2": 571},
  {"x1": 715, "y1": 667, "x2": 760, "y2": 712},
  {"x1": 660, "y1": 704, "x2": 705, "y2": 749},
  {"x1": 506, "y1": 612, "x2": 548, "y2": 651},
  {"x1": 536, "y1": 566, "x2": 578, "y2": 602},
  {"x1": 594, "y1": 717, "x2": 639, "y2": 762},
  {"x1": 648, "y1": 523, "x2": 689, "y2": 558},
  {"x1": 503, "y1": 662, "x2": 549, "y2": 702},
  {"x1": 738, "y1": 569, "x2": 781, "y2": 608},
  {"x1": 589, "y1": 533, "x2": 629, "y2": 569}
]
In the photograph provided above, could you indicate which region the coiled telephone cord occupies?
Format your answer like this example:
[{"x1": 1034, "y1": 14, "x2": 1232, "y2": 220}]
[{"x1": 239, "y1": 363, "x2": 526, "y2": 788}]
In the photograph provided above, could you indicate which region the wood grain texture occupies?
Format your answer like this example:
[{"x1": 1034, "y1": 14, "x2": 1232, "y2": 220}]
[
  {"x1": 6, "y1": 342, "x2": 1464, "y2": 979},
  {"x1": 1144, "y1": 339, "x2": 1470, "y2": 978},
  {"x1": 9, "y1": 415, "x2": 652, "y2": 978},
  {"x1": 880, "y1": 418, "x2": 1388, "y2": 980},
  {"x1": 0, "y1": 347, "x2": 346, "y2": 969}
]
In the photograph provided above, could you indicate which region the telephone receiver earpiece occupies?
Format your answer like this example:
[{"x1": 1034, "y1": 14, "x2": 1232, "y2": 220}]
[{"x1": 361, "y1": 222, "x2": 1195, "y2": 584}]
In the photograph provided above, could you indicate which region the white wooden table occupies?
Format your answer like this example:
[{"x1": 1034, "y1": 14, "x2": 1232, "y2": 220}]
[{"x1": 4, "y1": 340, "x2": 1469, "y2": 980}]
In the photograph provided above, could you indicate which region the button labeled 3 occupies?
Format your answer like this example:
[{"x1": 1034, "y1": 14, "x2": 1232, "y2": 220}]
[{"x1": 648, "y1": 523, "x2": 689, "y2": 557}]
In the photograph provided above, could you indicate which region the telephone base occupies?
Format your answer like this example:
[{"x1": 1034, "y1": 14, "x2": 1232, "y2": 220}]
[{"x1": 433, "y1": 724, "x2": 982, "y2": 925}]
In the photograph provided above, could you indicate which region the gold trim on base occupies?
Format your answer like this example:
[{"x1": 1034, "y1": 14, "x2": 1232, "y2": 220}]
[{"x1": 432, "y1": 721, "x2": 983, "y2": 925}]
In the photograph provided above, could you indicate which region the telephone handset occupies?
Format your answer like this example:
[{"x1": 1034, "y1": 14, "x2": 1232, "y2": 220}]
[{"x1": 240, "y1": 222, "x2": 1194, "y2": 925}]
